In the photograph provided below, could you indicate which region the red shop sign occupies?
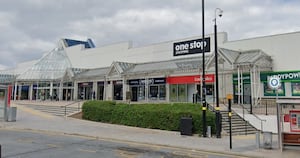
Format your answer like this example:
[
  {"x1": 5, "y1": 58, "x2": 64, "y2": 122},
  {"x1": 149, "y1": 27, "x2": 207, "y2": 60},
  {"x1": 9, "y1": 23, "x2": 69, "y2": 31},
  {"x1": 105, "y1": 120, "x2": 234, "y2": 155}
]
[{"x1": 167, "y1": 74, "x2": 214, "y2": 84}]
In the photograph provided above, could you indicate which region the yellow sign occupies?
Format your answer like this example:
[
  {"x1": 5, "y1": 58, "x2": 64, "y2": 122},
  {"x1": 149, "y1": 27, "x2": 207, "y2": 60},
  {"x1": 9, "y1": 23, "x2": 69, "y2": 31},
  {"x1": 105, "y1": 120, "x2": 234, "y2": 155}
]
[
  {"x1": 226, "y1": 94, "x2": 233, "y2": 100},
  {"x1": 228, "y1": 112, "x2": 232, "y2": 117}
]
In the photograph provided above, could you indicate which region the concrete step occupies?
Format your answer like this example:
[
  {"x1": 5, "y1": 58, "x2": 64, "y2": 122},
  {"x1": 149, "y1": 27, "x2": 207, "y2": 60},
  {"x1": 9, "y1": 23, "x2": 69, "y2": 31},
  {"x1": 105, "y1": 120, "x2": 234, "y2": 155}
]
[
  {"x1": 219, "y1": 110, "x2": 258, "y2": 135},
  {"x1": 22, "y1": 104, "x2": 81, "y2": 117}
]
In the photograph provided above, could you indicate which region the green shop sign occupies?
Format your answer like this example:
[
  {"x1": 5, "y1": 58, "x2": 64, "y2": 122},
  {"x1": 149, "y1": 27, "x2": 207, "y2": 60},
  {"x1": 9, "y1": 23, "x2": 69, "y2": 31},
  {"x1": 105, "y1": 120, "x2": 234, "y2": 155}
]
[
  {"x1": 232, "y1": 73, "x2": 251, "y2": 84},
  {"x1": 260, "y1": 71, "x2": 300, "y2": 82}
]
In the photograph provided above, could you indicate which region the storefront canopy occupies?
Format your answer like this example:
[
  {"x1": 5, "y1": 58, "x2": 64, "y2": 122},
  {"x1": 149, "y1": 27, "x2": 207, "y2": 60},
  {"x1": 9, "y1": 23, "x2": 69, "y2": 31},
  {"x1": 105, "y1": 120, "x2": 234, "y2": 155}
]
[{"x1": 217, "y1": 48, "x2": 272, "y2": 71}]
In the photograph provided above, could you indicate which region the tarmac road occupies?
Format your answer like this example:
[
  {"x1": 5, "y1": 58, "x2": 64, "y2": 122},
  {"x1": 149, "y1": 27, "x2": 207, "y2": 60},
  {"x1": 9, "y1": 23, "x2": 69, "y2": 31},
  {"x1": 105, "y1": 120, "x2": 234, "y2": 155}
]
[
  {"x1": 0, "y1": 101, "x2": 298, "y2": 158},
  {"x1": 0, "y1": 128, "x2": 251, "y2": 158}
]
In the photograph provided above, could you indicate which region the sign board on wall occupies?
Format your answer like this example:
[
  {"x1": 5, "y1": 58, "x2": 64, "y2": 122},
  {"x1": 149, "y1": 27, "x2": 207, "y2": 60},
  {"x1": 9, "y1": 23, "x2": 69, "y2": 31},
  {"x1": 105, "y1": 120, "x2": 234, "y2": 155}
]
[
  {"x1": 290, "y1": 110, "x2": 300, "y2": 132},
  {"x1": 128, "y1": 78, "x2": 166, "y2": 85},
  {"x1": 260, "y1": 71, "x2": 300, "y2": 82},
  {"x1": 167, "y1": 74, "x2": 214, "y2": 84},
  {"x1": 232, "y1": 73, "x2": 251, "y2": 84},
  {"x1": 173, "y1": 38, "x2": 211, "y2": 56}
]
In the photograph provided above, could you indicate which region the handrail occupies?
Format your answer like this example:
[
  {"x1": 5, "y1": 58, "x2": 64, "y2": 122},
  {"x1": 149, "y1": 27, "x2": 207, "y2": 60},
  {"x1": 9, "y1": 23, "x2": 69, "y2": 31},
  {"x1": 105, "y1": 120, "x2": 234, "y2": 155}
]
[
  {"x1": 61, "y1": 100, "x2": 82, "y2": 116},
  {"x1": 221, "y1": 102, "x2": 266, "y2": 132},
  {"x1": 239, "y1": 104, "x2": 266, "y2": 132}
]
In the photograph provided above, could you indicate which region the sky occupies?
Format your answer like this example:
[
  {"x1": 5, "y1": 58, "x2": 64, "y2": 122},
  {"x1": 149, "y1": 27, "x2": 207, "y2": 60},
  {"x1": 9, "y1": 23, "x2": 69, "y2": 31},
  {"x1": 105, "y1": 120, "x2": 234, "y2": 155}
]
[{"x1": 0, "y1": 0, "x2": 300, "y2": 70}]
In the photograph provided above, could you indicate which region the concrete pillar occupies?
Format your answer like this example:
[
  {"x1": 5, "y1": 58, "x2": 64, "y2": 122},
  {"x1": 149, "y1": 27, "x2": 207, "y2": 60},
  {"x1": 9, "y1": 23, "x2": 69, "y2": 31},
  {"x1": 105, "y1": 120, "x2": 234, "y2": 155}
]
[
  {"x1": 106, "y1": 81, "x2": 113, "y2": 100},
  {"x1": 18, "y1": 84, "x2": 22, "y2": 100},
  {"x1": 73, "y1": 81, "x2": 78, "y2": 100},
  {"x1": 103, "y1": 78, "x2": 107, "y2": 101},
  {"x1": 59, "y1": 81, "x2": 63, "y2": 101},
  {"x1": 29, "y1": 83, "x2": 33, "y2": 100},
  {"x1": 50, "y1": 82, "x2": 53, "y2": 98},
  {"x1": 166, "y1": 83, "x2": 170, "y2": 102},
  {"x1": 14, "y1": 82, "x2": 17, "y2": 101},
  {"x1": 92, "y1": 81, "x2": 97, "y2": 100},
  {"x1": 122, "y1": 78, "x2": 127, "y2": 101},
  {"x1": 145, "y1": 77, "x2": 148, "y2": 102}
]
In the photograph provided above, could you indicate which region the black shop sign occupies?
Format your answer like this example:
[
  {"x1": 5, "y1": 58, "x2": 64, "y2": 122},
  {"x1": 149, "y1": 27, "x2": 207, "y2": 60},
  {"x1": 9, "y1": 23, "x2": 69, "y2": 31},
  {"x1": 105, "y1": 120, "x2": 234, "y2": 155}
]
[
  {"x1": 128, "y1": 78, "x2": 166, "y2": 85},
  {"x1": 173, "y1": 38, "x2": 210, "y2": 56}
]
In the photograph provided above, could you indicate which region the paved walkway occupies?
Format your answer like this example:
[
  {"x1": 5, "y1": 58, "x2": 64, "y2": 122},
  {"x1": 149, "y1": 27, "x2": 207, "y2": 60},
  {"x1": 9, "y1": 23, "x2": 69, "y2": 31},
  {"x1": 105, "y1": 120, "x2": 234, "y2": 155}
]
[{"x1": 1, "y1": 101, "x2": 299, "y2": 158}]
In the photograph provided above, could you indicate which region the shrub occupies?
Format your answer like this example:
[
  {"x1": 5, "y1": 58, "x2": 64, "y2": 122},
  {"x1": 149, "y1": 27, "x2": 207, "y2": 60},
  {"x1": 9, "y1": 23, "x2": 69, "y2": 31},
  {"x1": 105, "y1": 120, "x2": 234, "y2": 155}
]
[{"x1": 82, "y1": 101, "x2": 216, "y2": 135}]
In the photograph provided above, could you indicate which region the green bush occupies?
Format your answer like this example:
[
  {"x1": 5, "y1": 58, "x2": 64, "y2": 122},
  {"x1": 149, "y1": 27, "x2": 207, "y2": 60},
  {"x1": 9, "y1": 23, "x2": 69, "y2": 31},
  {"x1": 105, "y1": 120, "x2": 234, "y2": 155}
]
[{"x1": 82, "y1": 101, "x2": 216, "y2": 135}]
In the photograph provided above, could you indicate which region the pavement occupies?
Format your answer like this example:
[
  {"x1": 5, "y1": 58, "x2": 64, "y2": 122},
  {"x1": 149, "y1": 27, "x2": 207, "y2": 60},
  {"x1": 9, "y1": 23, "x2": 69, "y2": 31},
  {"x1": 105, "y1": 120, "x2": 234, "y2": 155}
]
[{"x1": 1, "y1": 101, "x2": 300, "y2": 158}]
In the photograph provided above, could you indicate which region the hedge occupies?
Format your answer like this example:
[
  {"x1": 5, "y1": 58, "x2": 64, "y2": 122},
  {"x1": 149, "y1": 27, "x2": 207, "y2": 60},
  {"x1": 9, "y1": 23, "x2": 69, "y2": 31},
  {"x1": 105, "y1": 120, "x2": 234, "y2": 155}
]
[{"x1": 82, "y1": 100, "x2": 216, "y2": 135}]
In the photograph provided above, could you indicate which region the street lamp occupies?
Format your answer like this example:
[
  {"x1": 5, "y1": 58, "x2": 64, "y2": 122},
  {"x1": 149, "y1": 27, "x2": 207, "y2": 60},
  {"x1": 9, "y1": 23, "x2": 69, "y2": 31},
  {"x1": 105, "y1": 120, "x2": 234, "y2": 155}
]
[
  {"x1": 201, "y1": 0, "x2": 207, "y2": 138},
  {"x1": 214, "y1": 8, "x2": 223, "y2": 138}
]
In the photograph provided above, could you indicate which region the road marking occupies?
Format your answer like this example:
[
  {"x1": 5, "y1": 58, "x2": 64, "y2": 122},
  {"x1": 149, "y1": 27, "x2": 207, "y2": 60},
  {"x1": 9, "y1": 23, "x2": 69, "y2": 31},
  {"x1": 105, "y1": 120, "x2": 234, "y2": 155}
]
[
  {"x1": 47, "y1": 144, "x2": 61, "y2": 148},
  {"x1": 78, "y1": 148, "x2": 97, "y2": 153},
  {"x1": 116, "y1": 149, "x2": 138, "y2": 158},
  {"x1": 17, "y1": 138, "x2": 34, "y2": 143},
  {"x1": 16, "y1": 105, "x2": 54, "y2": 119}
]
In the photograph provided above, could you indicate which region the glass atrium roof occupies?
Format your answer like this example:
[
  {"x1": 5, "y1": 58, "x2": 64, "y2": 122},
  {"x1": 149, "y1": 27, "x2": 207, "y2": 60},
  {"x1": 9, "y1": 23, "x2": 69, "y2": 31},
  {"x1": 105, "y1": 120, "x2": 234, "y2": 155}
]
[{"x1": 17, "y1": 48, "x2": 72, "y2": 81}]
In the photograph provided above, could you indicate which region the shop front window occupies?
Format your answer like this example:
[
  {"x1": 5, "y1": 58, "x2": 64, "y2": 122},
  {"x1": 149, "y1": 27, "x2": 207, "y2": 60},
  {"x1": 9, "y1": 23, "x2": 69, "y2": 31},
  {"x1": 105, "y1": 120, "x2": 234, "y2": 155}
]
[
  {"x1": 159, "y1": 85, "x2": 166, "y2": 100},
  {"x1": 263, "y1": 82, "x2": 285, "y2": 96},
  {"x1": 138, "y1": 86, "x2": 145, "y2": 100},
  {"x1": 114, "y1": 84, "x2": 123, "y2": 100},
  {"x1": 148, "y1": 85, "x2": 166, "y2": 100},
  {"x1": 149, "y1": 86, "x2": 158, "y2": 100},
  {"x1": 170, "y1": 85, "x2": 177, "y2": 102},
  {"x1": 292, "y1": 82, "x2": 300, "y2": 96},
  {"x1": 178, "y1": 84, "x2": 187, "y2": 102}
]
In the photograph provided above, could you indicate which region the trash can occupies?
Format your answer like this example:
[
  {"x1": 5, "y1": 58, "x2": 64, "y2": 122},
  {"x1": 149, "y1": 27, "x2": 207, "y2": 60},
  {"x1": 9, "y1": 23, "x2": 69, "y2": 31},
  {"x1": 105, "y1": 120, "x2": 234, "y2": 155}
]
[
  {"x1": 263, "y1": 132, "x2": 272, "y2": 149},
  {"x1": 7, "y1": 107, "x2": 17, "y2": 122},
  {"x1": 180, "y1": 117, "x2": 193, "y2": 136}
]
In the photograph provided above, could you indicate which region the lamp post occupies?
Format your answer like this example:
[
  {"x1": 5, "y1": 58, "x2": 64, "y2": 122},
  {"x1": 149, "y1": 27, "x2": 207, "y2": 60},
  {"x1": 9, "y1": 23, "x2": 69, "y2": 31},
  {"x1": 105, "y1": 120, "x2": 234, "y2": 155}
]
[
  {"x1": 214, "y1": 8, "x2": 223, "y2": 138},
  {"x1": 201, "y1": 0, "x2": 207, "y2": 138}
]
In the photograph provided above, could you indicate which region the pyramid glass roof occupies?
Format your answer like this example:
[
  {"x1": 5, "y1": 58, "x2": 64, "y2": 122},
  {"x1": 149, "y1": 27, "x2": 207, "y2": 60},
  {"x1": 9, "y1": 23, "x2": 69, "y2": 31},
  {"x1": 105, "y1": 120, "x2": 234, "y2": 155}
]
[{"x1": 17, "y1": 47, "x2": 72, "y2": 81}]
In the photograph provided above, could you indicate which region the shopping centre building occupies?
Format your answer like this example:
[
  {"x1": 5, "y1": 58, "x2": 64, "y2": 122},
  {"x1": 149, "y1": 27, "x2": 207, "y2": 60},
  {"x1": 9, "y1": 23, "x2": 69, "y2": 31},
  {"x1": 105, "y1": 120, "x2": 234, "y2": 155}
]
[{"x1": 1, "y1": 31, "x2": 300, "y2": 106}]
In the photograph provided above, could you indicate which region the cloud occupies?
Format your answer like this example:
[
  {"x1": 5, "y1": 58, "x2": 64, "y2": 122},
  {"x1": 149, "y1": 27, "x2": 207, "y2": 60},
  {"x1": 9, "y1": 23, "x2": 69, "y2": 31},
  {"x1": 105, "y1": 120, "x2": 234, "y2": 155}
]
[{"x1": 0, "y1": 0, "x2": 300, "y2": 68}]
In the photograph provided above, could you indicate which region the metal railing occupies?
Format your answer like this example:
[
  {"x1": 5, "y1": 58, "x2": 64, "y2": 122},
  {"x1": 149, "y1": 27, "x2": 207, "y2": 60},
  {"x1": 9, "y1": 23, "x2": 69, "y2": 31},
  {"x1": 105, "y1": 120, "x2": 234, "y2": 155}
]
[
  {"x1": 61, "y1": 100, "x2": 82, "y2": 116},
  {"x1": 240, "y1": 104, "x2": 266, "y2": 132},
  {"x1": 255, "y1": 99, "x2": 299, "y2": 115}
]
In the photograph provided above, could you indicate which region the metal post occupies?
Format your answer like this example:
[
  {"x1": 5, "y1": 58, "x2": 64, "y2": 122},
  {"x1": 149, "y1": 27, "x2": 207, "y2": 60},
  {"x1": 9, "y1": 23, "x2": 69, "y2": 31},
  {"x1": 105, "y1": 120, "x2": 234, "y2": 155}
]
[
  {"x1": 201, "y1": 0, "x2": 207, "y2": 137},
  {"x1": 276, "y1": 90, "x2": 281, "y2": 149},
  {"x1": 214, "y1": 8, "x2": 222, "y2": 139},
  {"x1": 250, "y1": 95, "x2": 253, "y2": 114},
  {"x1": 78, "y1": 102, "x2": 80, "y2": 111},
  {"x1": 228, "y1": 98, "x2": 232, "y2": 149},
  {"x1": 265, "y1": 100, "x2": 268, "y2": 115}
]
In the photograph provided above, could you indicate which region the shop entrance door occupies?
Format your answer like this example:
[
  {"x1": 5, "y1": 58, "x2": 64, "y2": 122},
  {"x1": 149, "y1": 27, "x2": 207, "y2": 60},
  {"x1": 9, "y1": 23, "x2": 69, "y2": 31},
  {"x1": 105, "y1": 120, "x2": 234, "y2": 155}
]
[
  {"x1": 98, "y1": 85, "x2": 104, "y2": 100},
  {"x1": 131, "y1": 87, "x2": 138, "y2": 101},
  {"x1": 244, "y1": 84, "x2": 251, "y2": 104}
]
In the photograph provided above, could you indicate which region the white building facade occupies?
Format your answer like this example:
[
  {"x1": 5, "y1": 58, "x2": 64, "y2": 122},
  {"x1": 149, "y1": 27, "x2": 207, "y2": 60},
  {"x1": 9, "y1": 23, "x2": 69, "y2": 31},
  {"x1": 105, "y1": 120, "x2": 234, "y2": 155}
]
[{"x1": 1, "y1": 31, "x2": 300, "y2": 105}]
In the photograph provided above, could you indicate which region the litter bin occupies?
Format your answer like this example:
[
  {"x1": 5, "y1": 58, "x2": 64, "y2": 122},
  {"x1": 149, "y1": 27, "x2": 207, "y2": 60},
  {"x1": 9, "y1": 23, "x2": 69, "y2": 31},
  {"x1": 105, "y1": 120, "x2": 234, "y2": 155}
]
[
  {"x1": 263, "y1": 132, "x2": 272, "y2": 149},
  {"x1": 180, "y1": 117, "x2": 193, "y2": 136},
  {"x1": 7, "y1": 107, "x2": 17, "y2": 122}
]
